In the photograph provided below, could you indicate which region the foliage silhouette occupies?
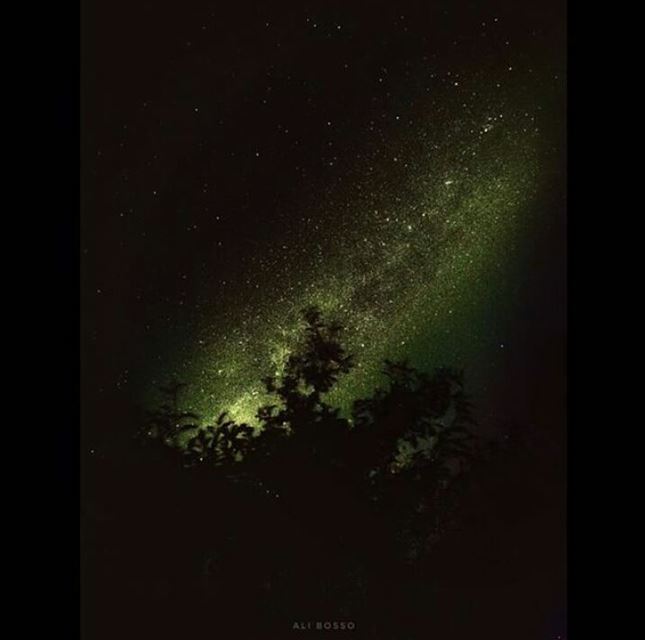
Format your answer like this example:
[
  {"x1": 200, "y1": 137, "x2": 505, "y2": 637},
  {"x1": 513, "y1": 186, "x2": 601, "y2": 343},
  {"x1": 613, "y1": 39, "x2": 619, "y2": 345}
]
[
  {"x1": 140, "y1": 378, "x2": 200, "y2": 446},
  {"x1": 144, "y1": 308, "x2": 478, "y2": 569},
  {"x1": 127, "y1": 307, "x2": 564, "y2": 639}
]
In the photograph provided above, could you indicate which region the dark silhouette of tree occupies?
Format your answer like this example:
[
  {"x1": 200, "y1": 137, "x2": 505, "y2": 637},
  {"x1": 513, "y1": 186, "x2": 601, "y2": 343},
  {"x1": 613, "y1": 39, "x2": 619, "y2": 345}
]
[
  {"x1": 183, "y1": 411, "x2": 254, "y2": 467},
  {"x1": 352, "y1": 360, "x2": 474, "y2": 475},
  {"x1": 143, "y1": 308, "x2": 478, "y2": 581},
  {"x1": 140, "y1": 378, "x2": 200, "y2": 446},
  {"x1": 128, "y1": 307, "x2": 563, "y2": 639},
  {"x1": 257, "y1": 306, "x2": 353, "y2": 432}
]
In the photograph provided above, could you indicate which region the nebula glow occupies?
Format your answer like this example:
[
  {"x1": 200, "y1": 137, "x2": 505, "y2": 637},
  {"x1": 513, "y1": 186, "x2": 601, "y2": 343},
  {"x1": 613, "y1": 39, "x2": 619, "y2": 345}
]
[{"x1": 142, "y1": 74, "x2": 554, "y2": 428}]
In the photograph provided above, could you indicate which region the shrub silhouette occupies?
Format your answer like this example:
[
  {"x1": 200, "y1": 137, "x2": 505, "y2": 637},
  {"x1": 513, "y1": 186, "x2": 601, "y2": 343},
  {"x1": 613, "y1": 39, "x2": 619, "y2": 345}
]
[
  {"x1": 144, "y1": 307, "x2": 477, "y2": 567},
  {"x1": 98, "y1": 306, "x2": 564, "y2": 639},
  {"x1": 141, "y1": 379, "x2": 200, "y2": 446}
]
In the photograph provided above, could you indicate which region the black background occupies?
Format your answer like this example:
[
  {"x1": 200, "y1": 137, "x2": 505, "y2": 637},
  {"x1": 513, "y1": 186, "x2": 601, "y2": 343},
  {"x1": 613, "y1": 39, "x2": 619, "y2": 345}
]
[{"x1": 77, "y1": 1, "x2": 571, "y2": 639}]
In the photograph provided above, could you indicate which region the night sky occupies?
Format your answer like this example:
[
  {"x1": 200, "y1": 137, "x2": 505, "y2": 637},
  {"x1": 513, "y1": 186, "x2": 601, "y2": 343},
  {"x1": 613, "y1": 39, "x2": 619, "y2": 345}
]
[{"x1": 82, "y1": 0, "x2": 566, "y2": 442}]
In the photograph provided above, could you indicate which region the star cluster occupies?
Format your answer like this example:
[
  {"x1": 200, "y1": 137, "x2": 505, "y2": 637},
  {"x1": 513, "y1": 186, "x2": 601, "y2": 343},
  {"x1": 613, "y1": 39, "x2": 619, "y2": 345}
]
[
  {"x1": 83, "y1": 3, "x2": 565, "y2": 431},
  {"x1": 141, "y1": 75, "x2": 557, "y2": 426}
]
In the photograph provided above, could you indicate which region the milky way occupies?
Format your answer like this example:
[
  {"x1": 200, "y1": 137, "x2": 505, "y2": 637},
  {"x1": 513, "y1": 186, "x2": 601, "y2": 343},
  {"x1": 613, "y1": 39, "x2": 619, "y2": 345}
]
[{"x1": 140, "y1": 70, "x2": 559, "y2": 428}]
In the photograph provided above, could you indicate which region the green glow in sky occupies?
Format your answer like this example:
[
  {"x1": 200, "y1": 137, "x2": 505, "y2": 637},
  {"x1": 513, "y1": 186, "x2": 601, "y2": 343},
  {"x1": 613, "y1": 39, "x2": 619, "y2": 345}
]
[{"x1": 141, "y1": 76, "x2": 555, "y2": 428}]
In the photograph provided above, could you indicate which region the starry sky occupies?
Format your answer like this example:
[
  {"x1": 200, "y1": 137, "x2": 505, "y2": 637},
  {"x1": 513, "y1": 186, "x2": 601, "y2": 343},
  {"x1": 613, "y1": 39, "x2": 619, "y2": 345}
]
[{"x1": 82, "y1": 0, "x2": 566, "y2": 438}]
